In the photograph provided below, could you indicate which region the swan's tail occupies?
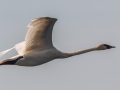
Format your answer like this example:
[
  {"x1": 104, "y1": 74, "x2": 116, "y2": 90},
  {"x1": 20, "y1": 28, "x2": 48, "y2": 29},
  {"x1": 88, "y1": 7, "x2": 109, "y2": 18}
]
[{"x1": 0, "y1": 55, "x2": 23, "y2": 65}]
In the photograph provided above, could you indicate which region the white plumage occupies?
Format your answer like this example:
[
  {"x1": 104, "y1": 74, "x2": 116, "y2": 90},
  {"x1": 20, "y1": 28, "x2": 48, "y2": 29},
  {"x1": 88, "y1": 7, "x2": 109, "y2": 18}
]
[{"x1": 0, "y1": 17, "x2": 115, "y2": 66}]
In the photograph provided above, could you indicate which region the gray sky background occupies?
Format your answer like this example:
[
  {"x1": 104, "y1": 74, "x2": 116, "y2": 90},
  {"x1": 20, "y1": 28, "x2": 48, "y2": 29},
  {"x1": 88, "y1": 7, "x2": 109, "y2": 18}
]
[{"x1": 0, "y1": 0, "x2": 119, "y2": 90}]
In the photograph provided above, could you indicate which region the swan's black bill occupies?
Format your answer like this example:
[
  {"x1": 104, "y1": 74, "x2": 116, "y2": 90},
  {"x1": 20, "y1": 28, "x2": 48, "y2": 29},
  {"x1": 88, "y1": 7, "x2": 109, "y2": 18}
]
[{"x1": 104, "y1": 44, "x2": 116, "y2": 49}]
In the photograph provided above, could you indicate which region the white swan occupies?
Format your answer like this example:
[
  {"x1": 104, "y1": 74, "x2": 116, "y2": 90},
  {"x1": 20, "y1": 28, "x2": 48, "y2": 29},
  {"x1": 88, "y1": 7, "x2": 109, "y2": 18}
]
[{"x1": 0, "y1": 17, "x2": 115, "y2": 66}]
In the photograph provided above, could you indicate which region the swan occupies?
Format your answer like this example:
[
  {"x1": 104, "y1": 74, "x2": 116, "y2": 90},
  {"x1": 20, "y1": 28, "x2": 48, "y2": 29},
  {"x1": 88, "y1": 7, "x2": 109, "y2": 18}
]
[{"x1": 0, "y1": 17, "x2": 115, "y2": 66}]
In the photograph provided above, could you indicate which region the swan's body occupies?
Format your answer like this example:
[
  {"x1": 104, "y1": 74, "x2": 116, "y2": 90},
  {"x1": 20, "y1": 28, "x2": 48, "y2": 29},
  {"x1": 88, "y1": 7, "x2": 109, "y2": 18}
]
[
  {"x1": 0, "y1": 17, "x2": 115, "y2": 66},
  {"x1": 15, "y1": 48, "x2": 66, "y2": 66}
]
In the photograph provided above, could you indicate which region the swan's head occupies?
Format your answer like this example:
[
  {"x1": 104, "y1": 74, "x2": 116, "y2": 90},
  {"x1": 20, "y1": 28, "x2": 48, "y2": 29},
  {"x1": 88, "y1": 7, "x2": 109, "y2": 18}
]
[{"x1": 96, "y1": 44, "x2": 115, "y2": 50}]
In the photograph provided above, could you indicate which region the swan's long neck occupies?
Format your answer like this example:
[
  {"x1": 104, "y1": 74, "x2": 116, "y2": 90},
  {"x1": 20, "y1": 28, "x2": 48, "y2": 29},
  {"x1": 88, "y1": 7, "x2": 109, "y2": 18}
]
[{"x1": 63, "y1": 47, "x2": 97, "y2": 58}]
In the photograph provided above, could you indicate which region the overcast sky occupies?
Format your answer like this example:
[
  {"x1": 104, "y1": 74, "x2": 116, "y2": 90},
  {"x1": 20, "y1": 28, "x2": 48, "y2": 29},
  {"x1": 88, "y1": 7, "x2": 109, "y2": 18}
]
[{"x1": 0, "y1": 0, "x2": 119, "y2": 90}]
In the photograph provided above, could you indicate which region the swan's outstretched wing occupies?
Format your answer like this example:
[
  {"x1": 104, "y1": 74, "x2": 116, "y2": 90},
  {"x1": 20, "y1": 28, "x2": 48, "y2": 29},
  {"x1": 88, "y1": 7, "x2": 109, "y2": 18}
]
[
  {"x1": 0, "y1": 17, "x2": 57, "y2": 57},
  {"x1": 24, "y1": 17, "x2": 57, "y2": 53}
]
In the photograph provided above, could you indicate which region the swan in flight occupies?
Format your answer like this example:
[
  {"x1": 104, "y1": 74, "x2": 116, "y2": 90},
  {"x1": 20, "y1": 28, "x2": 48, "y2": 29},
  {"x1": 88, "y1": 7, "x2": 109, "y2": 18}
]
[{"x1": 0, "y1": 17, "x2": 115, "y2": 66}]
